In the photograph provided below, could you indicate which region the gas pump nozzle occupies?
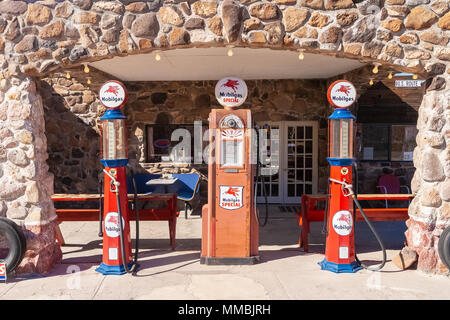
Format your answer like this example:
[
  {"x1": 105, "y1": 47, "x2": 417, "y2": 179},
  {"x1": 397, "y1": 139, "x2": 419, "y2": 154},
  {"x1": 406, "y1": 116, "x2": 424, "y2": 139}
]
[
  {"x1": 104, "y1": 169, "x2": 120, "y2": 193},
  {"x1": 328, "y1": 178, "x2": 354, "y2": 197}
]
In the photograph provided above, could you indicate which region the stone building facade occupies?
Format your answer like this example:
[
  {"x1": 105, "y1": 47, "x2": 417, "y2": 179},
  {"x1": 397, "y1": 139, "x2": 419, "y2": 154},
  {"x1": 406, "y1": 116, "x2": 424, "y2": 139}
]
[{"x1": 0, "y1": 0, "x2": 448, "y2": 274}]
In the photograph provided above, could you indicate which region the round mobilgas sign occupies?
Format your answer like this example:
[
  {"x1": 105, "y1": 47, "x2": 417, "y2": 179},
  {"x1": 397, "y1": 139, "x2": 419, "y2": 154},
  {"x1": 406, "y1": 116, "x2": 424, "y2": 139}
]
[
  {"x1": 104, "y1": 211, "x2": 125, "y2": 238},
  {"x1": 99, "y1": 80, "x2": 128, "y2": 109},
  {"x1": 327, "y1": 80, "x2": 356, "y2": 109},
  {"x1": 215, "y1": 76, "x2": 248, "y2": 108},
  {"x1": 332, "y1": 210, "x2": 353, "y2": 236}
]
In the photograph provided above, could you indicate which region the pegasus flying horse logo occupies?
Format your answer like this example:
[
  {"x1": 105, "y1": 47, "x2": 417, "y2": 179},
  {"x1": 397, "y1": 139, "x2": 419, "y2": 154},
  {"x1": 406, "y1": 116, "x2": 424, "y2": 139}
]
[
  {"x1": 107, "y1": 215, "x2": 119, "y2": 225},
  {"x1": 225, "y1": 187, "x2": 240, "y2": 198},
  {"x1": 337, "y1": 85, "x2": 351, "y2": 96},
  {"x1": 337, "y1": 213, "x2": 351, "y2": 225},
  {"x1": 222, "y1": 79, "x2": 240, "y2": 92},
  {"x1": 105, "y1": 85, "x2": 120, "y2": 96}
]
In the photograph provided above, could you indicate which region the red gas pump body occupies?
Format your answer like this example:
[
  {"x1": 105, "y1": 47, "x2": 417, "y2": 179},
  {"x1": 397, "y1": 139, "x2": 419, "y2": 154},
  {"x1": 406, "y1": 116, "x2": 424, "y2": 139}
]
[
  {"x1": 323, "y1": 166, "x2": 356, "y2": 266},
  {"x1": 101, "y1": 166, "x2": 132, "y2": 270},
  {"x1": 201, "y1": 108, "x2": 259, "y2": 264}
]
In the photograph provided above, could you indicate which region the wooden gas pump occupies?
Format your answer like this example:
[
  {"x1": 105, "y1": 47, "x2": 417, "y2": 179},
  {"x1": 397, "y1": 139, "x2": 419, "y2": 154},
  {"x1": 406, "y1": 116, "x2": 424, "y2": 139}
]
[{"x1": 201, "y1": 77, "x2": 259, "y2": 265}]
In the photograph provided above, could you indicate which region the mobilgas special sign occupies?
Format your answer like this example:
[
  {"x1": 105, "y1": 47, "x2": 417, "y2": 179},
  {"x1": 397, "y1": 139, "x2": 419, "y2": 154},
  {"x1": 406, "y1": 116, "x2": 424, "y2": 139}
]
[
  {"x1": 219, "y1": 186, "x2": 244, "y2": 210},
  {"x1": 99, "y1": 80, "x2": 128, "y2": 109},
  {"x1": 327, "y1": 80, "x2": 356, "y2": 109},
  {"x1": 215, "y1": 77, "x2": 248, "y2": 108}
]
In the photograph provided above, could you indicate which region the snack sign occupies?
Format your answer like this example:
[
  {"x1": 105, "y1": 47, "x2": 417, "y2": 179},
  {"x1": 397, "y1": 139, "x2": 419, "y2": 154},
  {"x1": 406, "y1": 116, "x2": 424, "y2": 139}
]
[
  {"x1": 327, "y1": 80, "x2": 356, "y2": 109},
  {"x1": 215, "y1": 77, "x2": 248, "y2": 108}
]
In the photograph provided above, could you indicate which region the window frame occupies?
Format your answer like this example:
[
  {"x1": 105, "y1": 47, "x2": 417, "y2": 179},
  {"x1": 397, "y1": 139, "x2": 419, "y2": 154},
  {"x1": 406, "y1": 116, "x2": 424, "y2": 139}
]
[
  {"x1": 358, "y1": 122, "x2": 417, "y2": 163},
  {"x1": 145, "y1": 123, "x2": 206, "y2": 164}
]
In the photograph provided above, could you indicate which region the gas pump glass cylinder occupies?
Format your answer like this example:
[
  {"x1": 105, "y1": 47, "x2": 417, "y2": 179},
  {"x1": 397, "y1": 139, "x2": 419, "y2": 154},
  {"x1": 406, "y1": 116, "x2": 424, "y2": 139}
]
[
  {"x1": 329, "y1": 118, "x2": 354, "y2": 159},
  {"x1": 102, "y1": 118, "x2": 127, "y2": 160}
]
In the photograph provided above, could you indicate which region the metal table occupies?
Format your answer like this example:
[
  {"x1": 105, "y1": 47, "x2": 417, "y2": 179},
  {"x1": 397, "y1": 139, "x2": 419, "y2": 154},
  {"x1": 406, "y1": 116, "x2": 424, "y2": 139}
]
[{"x1": 146, "y1": 177, "x2": 178, "y2": 193}]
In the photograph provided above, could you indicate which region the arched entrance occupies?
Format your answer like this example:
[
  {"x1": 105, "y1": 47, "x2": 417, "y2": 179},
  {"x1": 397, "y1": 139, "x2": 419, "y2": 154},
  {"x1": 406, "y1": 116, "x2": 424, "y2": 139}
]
[{"x1": 0, "y1": 0, "x2": 448, "y2": 274}]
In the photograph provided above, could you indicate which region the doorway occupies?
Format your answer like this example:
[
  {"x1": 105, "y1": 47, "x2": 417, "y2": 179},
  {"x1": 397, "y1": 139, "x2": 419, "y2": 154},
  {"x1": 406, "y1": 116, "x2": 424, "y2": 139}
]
[{"x1": 256, "y1": 121, "x2": 318, "y2": 204}]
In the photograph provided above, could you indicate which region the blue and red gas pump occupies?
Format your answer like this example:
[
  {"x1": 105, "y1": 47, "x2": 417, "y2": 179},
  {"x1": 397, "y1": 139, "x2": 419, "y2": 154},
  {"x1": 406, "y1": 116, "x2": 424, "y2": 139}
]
[
  {"x1": 96, "y1": 80, "x2": 138, "y2": 275},
  {"x1": 318, "y1": 101, "x2": 362, "y2": 273},
  {"x1": 319, "y1": 80, "x2": 386, "y2": 273}
]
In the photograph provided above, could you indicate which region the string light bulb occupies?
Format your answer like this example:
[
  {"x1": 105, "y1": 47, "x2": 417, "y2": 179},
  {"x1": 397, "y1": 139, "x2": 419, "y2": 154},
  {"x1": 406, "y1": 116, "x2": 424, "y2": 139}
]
[
  {"x1": 388, "y1": 72, "x2": 393, "y2": 79},
  {"x1": 83, "y1": 64, "x2": 90, "y2": 73},
  {"x1": 155, "y1": 51, "x2": 161, "y2": 61},
  {"x1": 412, "y1": 74, "x2": 418, "y2": 80},
  {"x1": 87, "y1": 77, "x2": 91, "y2": 85},
  {"x1": 227, "y1": 47, "x2": 234, "y2": 57},
  {"x1": 298, "y1": 50, "x2": 304, "y2": 60},
  {"x1": 372, "y1": 63, "x2": 380, "y2": 74},
  {"x1": 66, "y1": 72, "x2": 71, "y2": 79},
  {"x1": 369, "y1": 78, "x2": 374, "y2": 86}
]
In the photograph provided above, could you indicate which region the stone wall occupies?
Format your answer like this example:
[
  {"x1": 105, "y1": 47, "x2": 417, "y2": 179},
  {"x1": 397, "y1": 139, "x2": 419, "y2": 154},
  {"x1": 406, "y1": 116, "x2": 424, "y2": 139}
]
[
  {"x1": 405, "y1": 88, "x2": 450, "y2": 273},
  {"x1": 0, "y1": 0, "x2": 448, "y2": 274},
  {"x1": 39, "y1": 71, "x2": 104, "y2": 194},
  {"x1": 0, "y1": 76, "x2": 61, "y2": 274}
]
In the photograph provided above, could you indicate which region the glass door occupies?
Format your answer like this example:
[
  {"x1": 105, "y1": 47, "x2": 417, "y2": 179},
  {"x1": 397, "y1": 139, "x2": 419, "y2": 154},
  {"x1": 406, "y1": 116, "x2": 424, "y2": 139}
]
[
  {"x1": 256, "y1": 121, "x2": 318, "y2": 204},
  {"x1": 283, "y1": 122, "x2": 318, "y2": 204},
  {"x1": 256, "y1": 122, "x2": 282, "y2": 203}
]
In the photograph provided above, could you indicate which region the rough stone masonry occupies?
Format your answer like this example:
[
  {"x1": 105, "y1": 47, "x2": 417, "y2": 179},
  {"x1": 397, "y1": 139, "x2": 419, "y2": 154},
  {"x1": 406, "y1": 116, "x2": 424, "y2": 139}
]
[{"x1": 0, "y1": 0, "x2": 448, "y2": 274}]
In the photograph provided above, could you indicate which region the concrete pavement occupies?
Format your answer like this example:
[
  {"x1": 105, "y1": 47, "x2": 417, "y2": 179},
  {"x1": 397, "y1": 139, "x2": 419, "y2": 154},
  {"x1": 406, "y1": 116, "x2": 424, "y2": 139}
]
[{"x1": 1, "y1": 209, "x2": 449, "y2": 300}]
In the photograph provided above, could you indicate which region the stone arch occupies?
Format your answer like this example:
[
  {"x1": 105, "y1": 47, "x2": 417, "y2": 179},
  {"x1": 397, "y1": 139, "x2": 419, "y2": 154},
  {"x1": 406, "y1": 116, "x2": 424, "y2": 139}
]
[{"x1": 0, "y1": 0, "x2": 448, "y2": 274}]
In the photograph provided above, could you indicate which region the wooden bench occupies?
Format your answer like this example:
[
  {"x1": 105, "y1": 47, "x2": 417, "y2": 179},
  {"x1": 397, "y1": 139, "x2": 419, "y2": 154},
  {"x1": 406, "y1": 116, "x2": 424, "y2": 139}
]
[
  {"x1": 297, "y1": 194, "x2": 414, "y2": 252},
  {"x1": 52, "y1": 193, "x2": 179, "y2": 250}
]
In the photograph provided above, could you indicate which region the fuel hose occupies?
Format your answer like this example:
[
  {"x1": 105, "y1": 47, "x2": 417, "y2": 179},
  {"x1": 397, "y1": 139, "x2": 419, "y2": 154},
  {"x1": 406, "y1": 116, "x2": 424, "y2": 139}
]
[
  {"x1": 254, "y1": 161, "x2": 269, "y2": 227},
  {"x1": 254, "y1": 125, "x2": 269, "y2": 227},
  {"x1": 352, "y1": 163, "x2": 386, "y2": 271}
]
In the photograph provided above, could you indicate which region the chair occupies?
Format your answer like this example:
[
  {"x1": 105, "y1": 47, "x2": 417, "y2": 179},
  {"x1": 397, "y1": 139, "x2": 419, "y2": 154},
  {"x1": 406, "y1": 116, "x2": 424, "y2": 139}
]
[
  {"x1": 126, "y1": 173, "x2": 201, "y2": 219},
  {"x1": 170, "y1": 174, "x2": 201, "y2": 219},
  {"x1": 377, "y1": 169, "x2": 411, "y2": 208}
]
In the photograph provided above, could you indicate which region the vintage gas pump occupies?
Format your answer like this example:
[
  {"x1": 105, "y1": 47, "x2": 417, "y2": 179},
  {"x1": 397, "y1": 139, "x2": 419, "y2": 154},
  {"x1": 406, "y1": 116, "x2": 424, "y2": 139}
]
[
  {"x1": 96, "y1": 80, "x2": 135, "y2": 275},
  {"x1": 319, "y1": 80, "x2": 361, "y2": 273},
  {"x1": 319, "y1": 80, "x2": 386, "y2": 273},
  {"x1": 201, "y1": 77, "x2": 259, "y2": 265}
]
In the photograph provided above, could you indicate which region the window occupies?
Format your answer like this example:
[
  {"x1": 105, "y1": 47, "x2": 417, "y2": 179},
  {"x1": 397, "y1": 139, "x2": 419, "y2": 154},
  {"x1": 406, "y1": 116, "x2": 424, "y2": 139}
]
[
  {"x1": 146, "y1": 123, "x2": 205, "y2": 163},
  {"x1": 358, "y1": 124, "x2": 417, "y2": 161},
  {"x1": 391, "y1": 125, "x2": 417, "y2": 161}
]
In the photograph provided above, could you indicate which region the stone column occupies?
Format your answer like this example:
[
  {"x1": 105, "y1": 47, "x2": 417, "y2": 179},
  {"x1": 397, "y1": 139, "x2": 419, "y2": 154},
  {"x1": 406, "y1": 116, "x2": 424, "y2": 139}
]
[
  {"x1": 406, "y1": 73, "x2": 450, "y2": 273},
  {"x1": 0, "y1": 74, "x2": 62, "y2": 274}
]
